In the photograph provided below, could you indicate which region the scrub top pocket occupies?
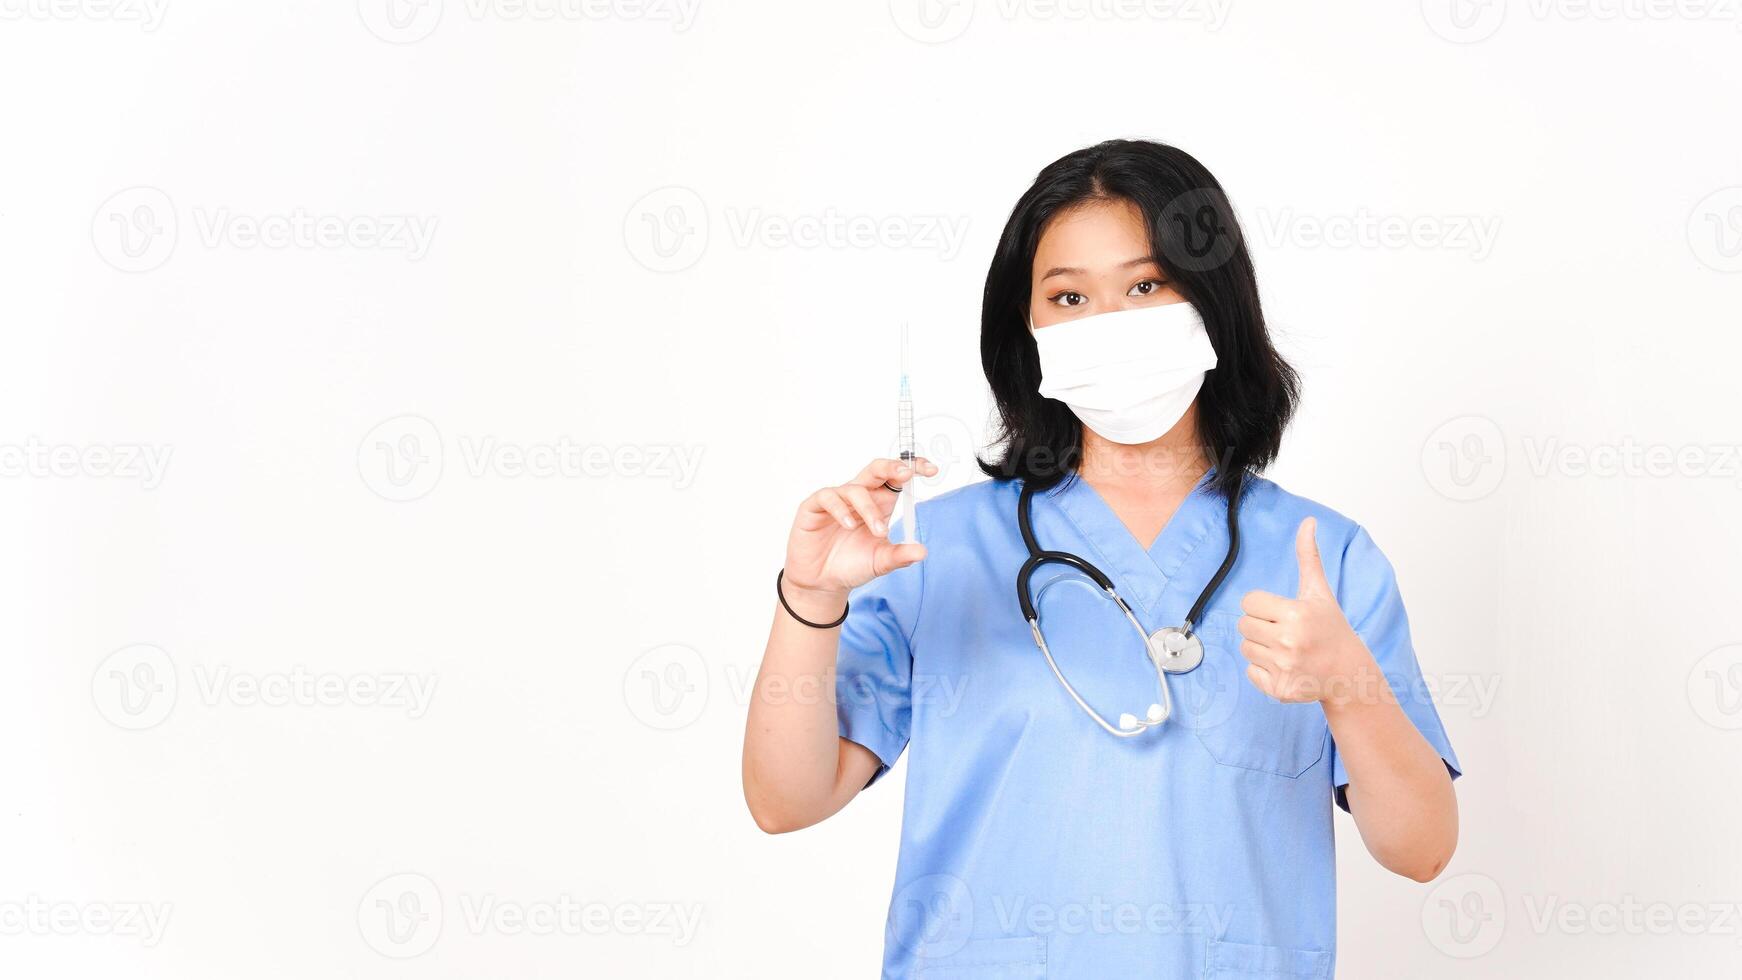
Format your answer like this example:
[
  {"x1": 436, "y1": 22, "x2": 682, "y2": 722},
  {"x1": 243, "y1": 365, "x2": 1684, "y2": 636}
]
[
  {"x1": 1182, "y1": 613, "x2": 1329, "y2": 778},
  {"x1": 1203, "y1": 939, "x2": 1332, "y2": 978},
  {"x1": 913, "y1": 936, "x2": 1047, "y2": 979}
]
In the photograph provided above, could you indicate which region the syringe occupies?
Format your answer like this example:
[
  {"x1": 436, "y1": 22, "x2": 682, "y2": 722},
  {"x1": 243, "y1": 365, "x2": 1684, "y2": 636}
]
[{"x1": 895, "y1": 323, "x2": 917, "y2": 544}]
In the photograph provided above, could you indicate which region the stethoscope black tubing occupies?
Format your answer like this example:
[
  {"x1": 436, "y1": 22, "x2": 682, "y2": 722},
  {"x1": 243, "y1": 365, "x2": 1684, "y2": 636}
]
[{"x1": 1015, "y1": 470, "x2": 1243, "y2": 634}]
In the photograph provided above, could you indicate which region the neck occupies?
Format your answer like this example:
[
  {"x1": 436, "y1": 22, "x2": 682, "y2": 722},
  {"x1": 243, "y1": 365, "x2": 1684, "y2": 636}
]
[{"x1": 1075, "y1": 407, "x2": 1210, "y2": 498}]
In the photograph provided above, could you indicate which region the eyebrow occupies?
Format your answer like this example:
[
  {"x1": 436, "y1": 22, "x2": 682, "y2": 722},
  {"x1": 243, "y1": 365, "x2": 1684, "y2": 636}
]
[{"x1": 1039, "y1": 256, "x2": 1161, "y2": 281}]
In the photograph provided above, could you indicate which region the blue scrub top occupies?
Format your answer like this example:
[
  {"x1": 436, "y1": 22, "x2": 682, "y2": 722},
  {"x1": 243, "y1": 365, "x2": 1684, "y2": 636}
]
[{"x1": 835, "y1": 471, "x2": 1461, "y2": 979}]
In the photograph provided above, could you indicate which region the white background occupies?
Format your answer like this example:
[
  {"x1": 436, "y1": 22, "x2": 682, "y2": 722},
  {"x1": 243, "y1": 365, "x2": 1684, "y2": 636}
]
[{"x1": 3, "y1": 1, "x2": 1741, "y2": 977}]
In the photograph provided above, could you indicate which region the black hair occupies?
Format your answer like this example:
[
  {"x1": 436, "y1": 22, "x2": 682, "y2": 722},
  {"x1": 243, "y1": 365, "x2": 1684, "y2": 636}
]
[{"x1": 977, "y1": 139, "x2": 1298, "y2": 499}]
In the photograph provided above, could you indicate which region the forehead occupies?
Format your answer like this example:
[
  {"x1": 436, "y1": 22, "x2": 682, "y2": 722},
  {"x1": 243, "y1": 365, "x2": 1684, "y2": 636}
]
[{"x1": 1033, "y1": 197, "x2": 1151, "y2": 269}]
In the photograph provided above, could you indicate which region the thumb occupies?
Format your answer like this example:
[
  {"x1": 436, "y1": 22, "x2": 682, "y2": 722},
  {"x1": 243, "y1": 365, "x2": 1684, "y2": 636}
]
[
  {"x1": 1294, "y1": 517, "x2": 1331, "y2": 599},
  {"x1": 873, "y1": 542, "x2": 928, "y2": 576}
]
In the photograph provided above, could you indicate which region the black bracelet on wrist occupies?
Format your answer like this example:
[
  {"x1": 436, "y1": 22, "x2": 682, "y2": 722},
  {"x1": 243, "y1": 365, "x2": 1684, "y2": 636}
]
[{"x1": 776, "y1": 569, "x2": 849, "y2": 629}]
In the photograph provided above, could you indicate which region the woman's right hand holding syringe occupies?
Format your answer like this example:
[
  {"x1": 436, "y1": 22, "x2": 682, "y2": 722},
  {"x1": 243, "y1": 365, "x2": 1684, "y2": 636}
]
[
  {"x1": 778, "y1": 456, "x2": 937, "y2": 617},
  {"x1": 742, "y1": 455, "x2": 935, "y2": 834}
]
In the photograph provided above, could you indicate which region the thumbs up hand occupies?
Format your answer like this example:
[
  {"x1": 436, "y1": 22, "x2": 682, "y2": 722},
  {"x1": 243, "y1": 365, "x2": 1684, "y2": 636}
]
[{"x1": 1236, "y1": 517, "x2": 1377, "y2": 704}]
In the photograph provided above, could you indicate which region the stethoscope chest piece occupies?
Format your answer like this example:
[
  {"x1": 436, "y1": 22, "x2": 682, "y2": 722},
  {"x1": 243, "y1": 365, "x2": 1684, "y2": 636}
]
[{"x1": 1149, "y1": 626, "x2": 1204, "y2": 675}]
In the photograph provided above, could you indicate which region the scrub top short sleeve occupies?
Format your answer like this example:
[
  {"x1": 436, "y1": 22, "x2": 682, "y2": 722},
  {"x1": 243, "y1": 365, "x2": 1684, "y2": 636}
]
[
  {"x1": 834, "y1": 518, "x2": 923, "y2": 786},
  {"x1": 1329, "y1": 525, "x2": 1464, "y2": 812}
]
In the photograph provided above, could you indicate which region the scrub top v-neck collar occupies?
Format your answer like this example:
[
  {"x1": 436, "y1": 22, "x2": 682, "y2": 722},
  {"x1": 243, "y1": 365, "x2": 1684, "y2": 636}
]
[{"x1": 1043, "y1": 467, "x2": 1225, "y2": 618}]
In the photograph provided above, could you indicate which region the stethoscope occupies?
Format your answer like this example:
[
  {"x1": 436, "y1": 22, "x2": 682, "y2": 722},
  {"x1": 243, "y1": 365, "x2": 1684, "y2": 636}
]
[{"x1": 1015, "y1": 472, "x2": 1241, "y2": 737}]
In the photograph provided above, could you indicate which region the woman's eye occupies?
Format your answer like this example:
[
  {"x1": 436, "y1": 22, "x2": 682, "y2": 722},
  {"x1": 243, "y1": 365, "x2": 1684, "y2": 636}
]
[
  {"x1": 1129, "y1": 279, "x2": 1167, "y2": 297},
  {"x1": 1049, "y1": 291, "x2": 1087, "y2": 307}
]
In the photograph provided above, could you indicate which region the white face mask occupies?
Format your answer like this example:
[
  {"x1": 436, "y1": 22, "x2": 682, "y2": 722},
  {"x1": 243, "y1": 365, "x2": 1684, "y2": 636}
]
[{"x1": 1031, "y1": 301, "x2": 1218, "y2": 445}]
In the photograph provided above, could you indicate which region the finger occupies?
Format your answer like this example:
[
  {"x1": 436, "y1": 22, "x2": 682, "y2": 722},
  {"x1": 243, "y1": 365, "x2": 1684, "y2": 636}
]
[
  {"x1": 1295, "y1": 516, "x2": 1331, "y2": 600},
  {"x1": 1245, "y1": 663, "x2": 1277, "y2": 699},
  {"x1": 878, "y1": 456, "x2": 942, "y2": 494},
  {"x1": 852, "y1": 458, "x2": 916, "y2": 490},
  {"x1": 1240, "y1": 589, "x2": 1293, "y2": 623},
  {"x1": 811, "y1": 488, "x2": 862, "y2": 532},
  {"x1": 1236, "y1": 615, "x2": 1284, "y2": 647},
  {"x1": 838, "y1": 484, "x2": 887, "y2": 536},
  {"x1": 869, "y1": 542, "x2": 928, "y2": 577},
  {"x1": 1240, "y1": 638, "x2": 1277, "y2": 670},
  {"x1": 796, "y1": 487, "x2": 845, "y2": 524}
]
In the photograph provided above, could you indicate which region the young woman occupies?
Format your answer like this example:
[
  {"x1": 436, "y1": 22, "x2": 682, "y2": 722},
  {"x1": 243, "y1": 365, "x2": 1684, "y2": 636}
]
[{"x1": 742, "y1": 140, "x2": 1460, "y2": 979}]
